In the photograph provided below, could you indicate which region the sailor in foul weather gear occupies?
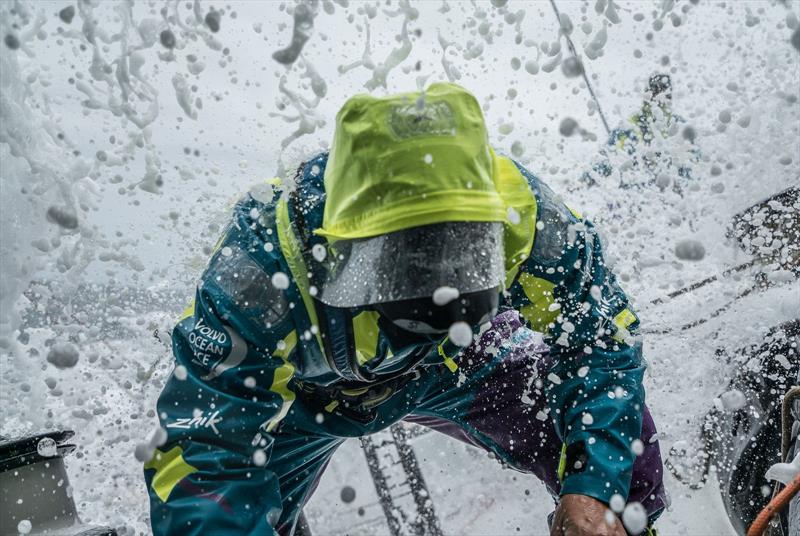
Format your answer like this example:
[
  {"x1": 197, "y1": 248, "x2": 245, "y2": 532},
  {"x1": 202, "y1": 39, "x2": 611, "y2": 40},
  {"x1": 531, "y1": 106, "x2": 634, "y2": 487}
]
[
  {"x1": 144, "y1": 83, "x2": 667, "y2": 535},
  {"x1": 580, "y1": 73, "x2": 699, "y2": 192}
]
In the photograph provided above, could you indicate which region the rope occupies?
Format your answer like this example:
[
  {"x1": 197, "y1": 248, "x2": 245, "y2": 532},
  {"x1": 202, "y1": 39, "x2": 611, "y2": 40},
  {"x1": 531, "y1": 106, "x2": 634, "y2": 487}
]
[
  {"x1": 747, "y1": 473, "x2": 800, "y2": 536},
  {"x1": 759, "y1": 386, "x2": 800, "y2": 535},
  {"x1": 548, "y1": 0, "x2": 612, "y2": 136},
  {"x1": 642, "y1": 284, "x2": 760, "y2": 336},
  {"x1": 646, "y1": 259, "x2": 759, "y2": 307},
  {"x1": 663, "y1": 409, "x2": 717, "y2": 490},
  {"x1": 782, "y1": 387, "x2": 800, "y2": 462}
]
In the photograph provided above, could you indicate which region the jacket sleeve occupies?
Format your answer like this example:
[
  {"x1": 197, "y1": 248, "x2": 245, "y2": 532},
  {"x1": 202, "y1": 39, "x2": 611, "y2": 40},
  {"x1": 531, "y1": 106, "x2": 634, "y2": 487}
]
[
  {"x1": 144, "y1": 198, "x2": 299, "y2": 535},
  {"x1": 507, "y1": 165, "x2": 646, "y2": 505}
]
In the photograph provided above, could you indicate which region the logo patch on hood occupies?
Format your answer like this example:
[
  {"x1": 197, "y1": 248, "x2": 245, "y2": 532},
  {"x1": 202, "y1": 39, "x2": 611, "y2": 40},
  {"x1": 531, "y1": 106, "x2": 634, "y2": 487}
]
[{"x1": 388, "y1": 101, "x2": 456, "y2": 139}]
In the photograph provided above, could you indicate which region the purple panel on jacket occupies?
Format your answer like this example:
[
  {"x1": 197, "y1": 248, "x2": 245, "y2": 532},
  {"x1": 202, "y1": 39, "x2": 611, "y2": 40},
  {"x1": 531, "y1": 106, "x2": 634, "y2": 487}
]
[{"x1": 405, "y1": 309, "x2": 667, "y2": 518}]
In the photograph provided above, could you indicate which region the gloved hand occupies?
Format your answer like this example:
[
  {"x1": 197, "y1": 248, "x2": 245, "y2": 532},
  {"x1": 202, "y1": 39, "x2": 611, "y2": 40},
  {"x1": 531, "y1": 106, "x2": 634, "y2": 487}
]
[{"x1": 550, "y1": 494, "x2": 626, "y2": 536}]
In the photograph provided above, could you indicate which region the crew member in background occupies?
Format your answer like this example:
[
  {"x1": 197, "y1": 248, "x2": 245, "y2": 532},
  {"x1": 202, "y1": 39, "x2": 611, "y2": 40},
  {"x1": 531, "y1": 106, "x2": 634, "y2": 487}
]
[
  {"x1": 580, "y1": 73, "x2": 698, "y2": 193},
  {"x1": 144, "y1": 83, "x2": 667, "y2": 536}
]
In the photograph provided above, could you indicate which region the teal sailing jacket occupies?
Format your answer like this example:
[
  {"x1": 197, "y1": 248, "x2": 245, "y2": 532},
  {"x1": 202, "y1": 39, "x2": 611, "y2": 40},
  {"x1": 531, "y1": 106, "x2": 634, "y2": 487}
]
[{"x1": 144, "y1": 152, "x2": 647, "y2": 533}]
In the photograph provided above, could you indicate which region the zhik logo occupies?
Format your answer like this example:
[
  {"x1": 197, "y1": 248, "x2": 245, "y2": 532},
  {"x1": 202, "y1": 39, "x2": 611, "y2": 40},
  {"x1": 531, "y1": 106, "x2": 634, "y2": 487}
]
[{"x1": 166, "y1": 410, "x2": 223, "y2": 435}]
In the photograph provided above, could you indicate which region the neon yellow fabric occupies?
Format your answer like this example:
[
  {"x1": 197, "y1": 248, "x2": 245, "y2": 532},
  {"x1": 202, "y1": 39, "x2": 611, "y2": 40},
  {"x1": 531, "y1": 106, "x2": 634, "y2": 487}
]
[
  {"x1": 566, "y1": 205, "x2": 583, "y2": 220},
  {"x1": 361, "y1": 386, "x2": 393, "y2": 408},
  {"x1": 557, "y1": 443, "x2": 567, "y2": 482},
  {"x1": 144, "y1": 446, "x2": 198, "y2": 503},
  {"x1": 265, "y1": 330, "x2": 298, "y2": 432},
  {"x1": 178, "y1": 300, "x2": 195, "y2": 322},
  {"x1": 276, "y1": 198, "x2": 325, "y2": 355},
  {"x1": 437, "y1": 339, "x2": 460, "y2": 372},
  {"x1": 340, "y1": 387, "x2": 370, "y2": 396},
  {"x1": 492, "y1": 153, "x2": 537, "y2": 285},
  {"x1": 316, "y1": 82, "x2": 507, "y2": 241},
  {"x1": 517, "y1": 273, "x2": 559, "y2": 333},
  {"x1": 611, "y1": 308, "x2": 638, "y2": 343},
  {"x1": 352, "y1": 311, "x2": 381, "y2": 366},
  {"x1": 616, "y1": 128, "x2": 633, "y2": 149}
]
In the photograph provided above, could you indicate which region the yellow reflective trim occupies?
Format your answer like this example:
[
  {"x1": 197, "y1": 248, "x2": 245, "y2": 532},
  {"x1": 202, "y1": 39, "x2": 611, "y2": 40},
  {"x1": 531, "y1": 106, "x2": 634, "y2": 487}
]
[
  {"x1": 324, "y1": 400, "x2": 339, "y2": 412},
  {"x1": 611, "y1": 308, "x2": 638, "y2": 343},
  {"x1": 340, "y1": 387, "x2": 369, "y2": 396},
  {"x1": 276, "y1": 199, "x2": 325, "y2": 354},
  {"x1": 436, "y1": 337, "x2": 459, "y2": 373},
  {"x1": 518, "y1": 273, "x2": 559, "y2": 333},
  {"x1": 616, "y1": 132, "x2": 631, "y2": 149},
  {"x1": 178, "y1": 300, "x2": 195, "y2": 322},
  {"x1": 505, "y1": 265, "x2": 521, "y2": 288},
  {"x1": 557, "y1": 443, "x2": 567, "y2": 482},
  {"x1": 210, "y1": 235, "x2": 225, "y2": 256},
  {"x1": 361, "y1": 386, "x2": 392, "y2": 408},
  {"x1": 144, "y1": 446, "x2": 198, "y2": 503},
  {"x1": 352, "y1": 311, "x2": 381, "y2": 366},
  {"x1": 272, "y1": 330, "x2": 298, "y2": 360},
  {"x1": 566, "y1": 205, "x2": 583, "y2": 220},
  {"x1": 265, "y1": 331, "x2": 298, "y2": 433}
]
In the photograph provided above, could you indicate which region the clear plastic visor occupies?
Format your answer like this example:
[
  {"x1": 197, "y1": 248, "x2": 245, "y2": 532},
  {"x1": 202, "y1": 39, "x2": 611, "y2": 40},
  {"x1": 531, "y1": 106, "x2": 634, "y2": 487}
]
[{"x1": 317, "y1": 222, "x2": 505, "y2": 308}]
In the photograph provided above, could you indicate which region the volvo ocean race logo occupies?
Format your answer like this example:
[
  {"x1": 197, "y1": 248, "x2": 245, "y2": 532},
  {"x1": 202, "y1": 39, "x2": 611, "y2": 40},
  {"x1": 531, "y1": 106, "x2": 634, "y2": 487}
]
[{"x1": 187, "y1": 316, "x2": 248, "y2": 380}]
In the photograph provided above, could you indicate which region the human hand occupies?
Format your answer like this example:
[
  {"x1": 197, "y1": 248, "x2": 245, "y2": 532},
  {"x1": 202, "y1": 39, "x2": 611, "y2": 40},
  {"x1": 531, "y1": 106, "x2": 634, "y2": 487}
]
[{"x1": 550, "y1": 494, "x2": 626, "y2": 536}]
